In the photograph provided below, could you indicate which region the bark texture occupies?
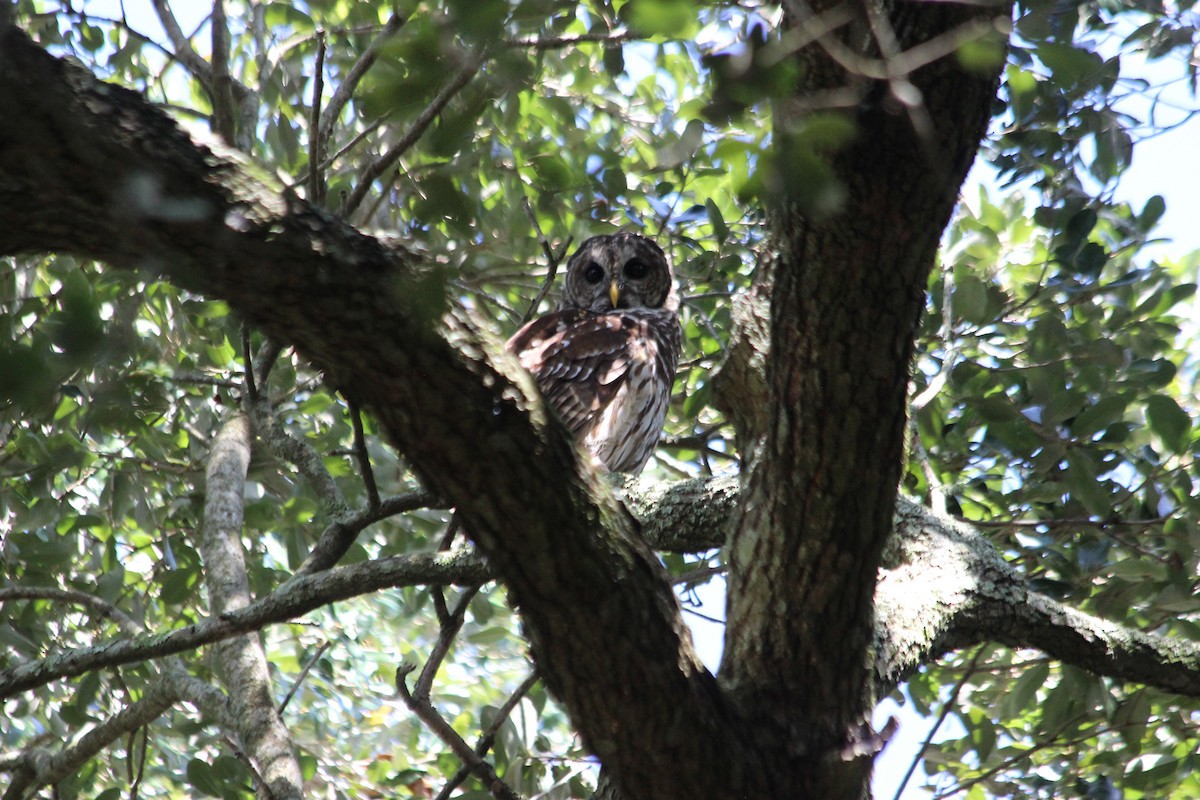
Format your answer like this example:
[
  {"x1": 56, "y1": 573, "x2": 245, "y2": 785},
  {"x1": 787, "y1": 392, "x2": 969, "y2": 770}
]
[
  {"x1": 720, "y1": 2, "x2": 1011, "y2": 794},
  {"x1": 202, "y1": 414, "x2": 303, "y2": 800}
]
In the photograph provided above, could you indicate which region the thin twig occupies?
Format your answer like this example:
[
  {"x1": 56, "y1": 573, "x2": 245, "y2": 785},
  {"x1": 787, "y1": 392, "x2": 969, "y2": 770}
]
[
  {"x1": 309, "y1": 28, "x2": 327, "y2": 206},
  {"x1": 348, "y1": 399, "x2": 381, "y2": 510},
  {"x1": 518, "y1": 197, "x2": 570, "y2": 325},
  {"x1": 671, "y1": 564, "x2": 727, "y2": 586},
  {"x1": 969, "y1": 516, "x2": 1169, "y2": 529},
  {"x1": 317, "y1": 112, "x2": 388, "y2": 173},
  {"x1": 318, "y1": 14, "x2": 407, "y2": 147},
  {"x1": 504, "y1": 30, "x2": 636, "y2": 48},
  {"x1": 279, "y1": 640, "x2": 332, "y2": 713},
  {"x1": 129, "y1": 724, "x2": 149, "y2": 800},
  {"x1": 241, "y1": 323, "x2": 258, "y2": 401},
  {"x1": 395, "y1": 664, "x2": 523, "y2": 800},
  {"x1": 891, "y1": 646, "x2": 984, "y2": 800},
  {"x1": 344, "y1": 54, "x2": 484, "y2": 218},
  {"x1": 416, "y1": 587, "x2": 481, "y2": 700},
  {"x1": 435, "y1": 670, "x2": 541, "y2": 800},
  {"x1": 149, "y1": 0, "x2": 215, "y2": 91}
]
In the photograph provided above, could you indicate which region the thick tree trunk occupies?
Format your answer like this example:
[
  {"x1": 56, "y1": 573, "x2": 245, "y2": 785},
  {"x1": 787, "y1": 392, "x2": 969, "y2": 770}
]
[{"x1": 720, "y1": 2, "x2": 1011, "y2": 795}]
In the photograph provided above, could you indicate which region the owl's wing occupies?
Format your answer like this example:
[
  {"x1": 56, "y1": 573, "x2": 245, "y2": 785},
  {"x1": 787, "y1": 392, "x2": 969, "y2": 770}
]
[{"x1": 505, "y1": 309, "x2": 635, "y2": 435}]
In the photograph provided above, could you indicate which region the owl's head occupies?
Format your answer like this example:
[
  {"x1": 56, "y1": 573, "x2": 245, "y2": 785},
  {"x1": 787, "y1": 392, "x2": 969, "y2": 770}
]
[{"x1": 559, "y1": 233, "x2": 677, "y2": 313}]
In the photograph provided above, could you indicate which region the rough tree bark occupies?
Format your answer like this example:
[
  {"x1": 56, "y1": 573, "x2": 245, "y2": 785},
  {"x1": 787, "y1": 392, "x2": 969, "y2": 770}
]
[
  {"x1": 720, "y1": 2, "x2": 1012, "y2": 795},
  {"x1": 7, "y1": 3, "x2": 1198, "y2": 799},
  {"x1": 202, "y1": 414, "x2": 304, "y2": 800}
]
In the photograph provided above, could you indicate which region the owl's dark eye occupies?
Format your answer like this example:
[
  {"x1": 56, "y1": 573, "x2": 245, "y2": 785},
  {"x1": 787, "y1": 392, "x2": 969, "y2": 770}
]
[
  {"x1": 583, "y1": 262, "x2": 605, "y2": 284},
  {"x1": 623, "y1": 259, "x2": 649, "y2": 280}
]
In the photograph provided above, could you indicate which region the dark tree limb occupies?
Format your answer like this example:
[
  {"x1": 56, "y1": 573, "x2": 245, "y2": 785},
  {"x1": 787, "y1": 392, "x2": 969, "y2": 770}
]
[
  {"x1": 721, "y1": 2, "x2": 1011, "y2": 794},
  {"x1": 0, "y1": 23, "x2": 739, "y2": 800}
]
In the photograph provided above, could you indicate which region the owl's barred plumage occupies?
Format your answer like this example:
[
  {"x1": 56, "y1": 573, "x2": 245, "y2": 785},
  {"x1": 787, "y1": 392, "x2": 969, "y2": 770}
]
[{"x1": 506, "y1": 233, "x2": 681, "y2": 474}]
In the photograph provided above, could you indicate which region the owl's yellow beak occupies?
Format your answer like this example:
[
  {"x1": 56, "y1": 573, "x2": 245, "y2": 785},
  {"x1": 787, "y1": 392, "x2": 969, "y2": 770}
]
[{"x1": 609, "y1": 279, "x2": 621, "y2": 308}]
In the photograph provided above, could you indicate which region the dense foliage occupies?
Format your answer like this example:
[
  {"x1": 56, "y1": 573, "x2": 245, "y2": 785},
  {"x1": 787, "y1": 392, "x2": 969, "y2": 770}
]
[{"x1": 1, "y1": 0, "x2": 1198, "y2": 798}]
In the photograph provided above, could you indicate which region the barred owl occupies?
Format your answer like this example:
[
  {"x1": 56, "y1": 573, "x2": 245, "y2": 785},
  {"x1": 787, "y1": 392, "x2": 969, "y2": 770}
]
[{"x1": 506, "y1": 233, "x2": 681, "y2": 474}]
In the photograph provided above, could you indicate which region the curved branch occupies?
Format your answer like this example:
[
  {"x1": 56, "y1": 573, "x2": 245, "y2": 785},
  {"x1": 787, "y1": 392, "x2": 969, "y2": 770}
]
[
  {"x1": 296, "y1": 489, "x2": 441, "y2": 574},
  {"x1": 875, "y1": 498, "x2": 1200, "y2": 697},
  {"x1": 0, "y1": 586, "x2": 141, "y2": 635},
  {"x1": 0, "y1": 26, "x2": 735, "y2": 800},
  {"x1": 396, "y1": 664, "x2": 522, "y2": 800}
]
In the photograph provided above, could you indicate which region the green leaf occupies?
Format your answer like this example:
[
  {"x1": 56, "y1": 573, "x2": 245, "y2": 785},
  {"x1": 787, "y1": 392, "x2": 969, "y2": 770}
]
[
  {"x1": 1139, "y1": 195, "x2": 1166, "y2": 231},
  {"x1": 1071, "y1": 395, "x2": 1128, "y2": 437},
  {"x1": 1063, "y1": 208, "x2": 1097, "y2": 244},
  {"x1": 1037, "y1": 42, "x2": 1104, "y2": 88},
  {"x1": 1004, "y1": 661, "x2": 1050, "y2": 719},
  {"x1": 186, "y1": 759, "x2": 223, "y2": 798},
  {"x1": 705, "y1": 199, "x2": 728, "y2": 242},
  {"x1": 1075, "y1": 241, "x2": 1108, "y2": 276},
  {"x1": 1146, "y1": 395, "x2": 1191, "y2": 454},
  {"x1": 623, "y1": 0, "x2": 700, "y2": 38},
  {"x1": 954, "y1": 274, "x2": 990, "y2": 325}
]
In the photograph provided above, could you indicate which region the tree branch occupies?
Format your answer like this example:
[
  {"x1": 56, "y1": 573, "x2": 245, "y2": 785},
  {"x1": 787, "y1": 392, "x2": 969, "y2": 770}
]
[
  {"x1": 0, "y1": 26, "x2": 735, "y2": 800},
  {"x1": 343, "y1": 52, "x2": 483, "y2": 217},
  {"x1": 149, "y1": 0, "x2": 215, "y2": 91},
  {"x1": 875, "y1": 498, "x2": 1200, "y2": 697},
  {"x1": 316, "y1": 13, "x2": 406, "y2": 147},
  {"x1": 295, "y1": 490, "x2": 439, "y2": 574},
  {"x1": 201, "y1": 413, "x2": 303, "y2": 800},
  {"x1": 435, "y1": 669, "x2": 541, "y2": 800},
  {"x1": 0, "y1": 549, "x2": 489, "y2": 700},
  {"x1": 2, "y1": 682, "x2": 178, "y2": 799},
  {"x1": 396, "y1": 664, "x2": 523, "y2": 800}
]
